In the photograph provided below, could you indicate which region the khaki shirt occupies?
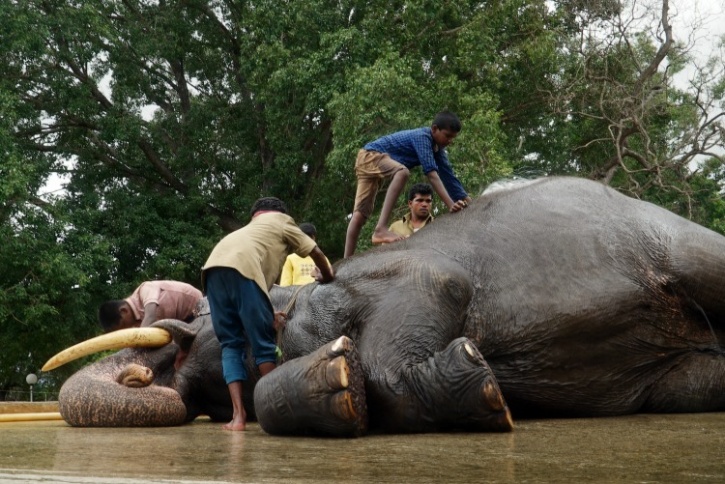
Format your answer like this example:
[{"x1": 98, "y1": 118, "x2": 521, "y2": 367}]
[
  {"x1": 202, "y1": 212, "x2": 317, "y2": 299},
  {"x1": 389, "y1": 212, "x2": 435, "y2": 237}
]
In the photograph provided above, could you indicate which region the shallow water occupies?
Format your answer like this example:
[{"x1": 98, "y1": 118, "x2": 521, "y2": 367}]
[{"x1": 1, "y1": 413, "x2": 724, "y2": 483}]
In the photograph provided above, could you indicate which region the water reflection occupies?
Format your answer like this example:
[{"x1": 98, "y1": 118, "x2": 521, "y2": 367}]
[{"x1": 1, "y1": 414, "x2": 724, "y2": 482}]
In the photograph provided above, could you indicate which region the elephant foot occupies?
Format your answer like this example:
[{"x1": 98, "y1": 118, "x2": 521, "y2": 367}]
[
  {"x1": 381, "y1": 337, "x2": 513, "y2": 432},
  {"x1": 254, "y1": 335, "x2": 368, "y2": 437}
]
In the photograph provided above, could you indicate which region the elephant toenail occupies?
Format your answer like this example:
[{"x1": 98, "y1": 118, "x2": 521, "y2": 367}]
[{"x1": 464, "y1": 342, "x2": 476, "y2": 358}]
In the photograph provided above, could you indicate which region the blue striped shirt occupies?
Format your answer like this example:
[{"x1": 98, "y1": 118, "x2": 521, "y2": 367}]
[{"x1": 364, "y1": 127, "x2": 468, "y2": 201}]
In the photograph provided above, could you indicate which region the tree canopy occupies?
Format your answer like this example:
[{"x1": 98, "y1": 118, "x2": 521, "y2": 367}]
[{"x1": 1, "y1": 0, "x2": 723, "y2": 395}]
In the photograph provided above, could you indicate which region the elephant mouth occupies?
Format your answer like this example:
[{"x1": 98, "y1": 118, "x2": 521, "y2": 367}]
[{"x1": 42, "y1": 327, "x2": 172, "y2": 371}]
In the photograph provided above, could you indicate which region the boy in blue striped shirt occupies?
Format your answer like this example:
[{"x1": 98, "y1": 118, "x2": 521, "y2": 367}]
[{"x1": 344, "y1": 111, "x2": 472, "y2": 258}]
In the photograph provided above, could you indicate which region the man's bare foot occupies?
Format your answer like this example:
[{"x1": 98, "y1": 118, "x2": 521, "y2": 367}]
[
  {"x1": 372, "y1": 228, "x2": 406, "y2": 245},
  {"x1": 223, "y1": 411, "x2": 246, "y2": 431}
]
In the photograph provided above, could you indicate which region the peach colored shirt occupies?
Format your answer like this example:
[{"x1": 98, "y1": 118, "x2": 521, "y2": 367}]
[{"x1": 125, "y1": 280, "x2": 203, "y2": 323}]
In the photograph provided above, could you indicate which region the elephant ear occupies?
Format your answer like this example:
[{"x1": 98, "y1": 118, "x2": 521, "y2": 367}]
[
  {"x1": 270, "y1": 284, "x2": 297, "y2": 311},
  {"x1": 151, "y1": 317, "x2": 204, "y2": 354}
]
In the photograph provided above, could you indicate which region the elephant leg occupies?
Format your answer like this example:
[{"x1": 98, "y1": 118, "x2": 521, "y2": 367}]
[
  {"x1": 672, "y1": 227, "x2": 725, "y2": 318},
  {"x1": 371, "y1": 337, "x2": 513, "y2": 433},
  {"x1": 253, "y1": 336, "x2": 368, "y2": 437},
  {"x1": 644, "y1": 352, "x2": 725, "y2": 412}
]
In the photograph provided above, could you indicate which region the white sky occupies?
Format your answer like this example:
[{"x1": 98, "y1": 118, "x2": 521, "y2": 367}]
[{"x1": 670, "y1": 0, "x2": 725, "y2": 81}]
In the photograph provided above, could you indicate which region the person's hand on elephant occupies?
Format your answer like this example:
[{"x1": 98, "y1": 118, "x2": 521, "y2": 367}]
[
  {"x1": 312, "y1": 266, "x2": 335, "y2": 284},
  {"x1": 273, "y1": 311, "x2": 287, "y2": 332},
  {"x1": 450, "y1": 199, "x2": 470, "y2": 213}
]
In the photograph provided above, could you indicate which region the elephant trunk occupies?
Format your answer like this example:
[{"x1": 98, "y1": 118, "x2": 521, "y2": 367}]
[
  {"x1": 45, "y1": 328, "x2": 189, "y2": 427},
  {"x1": 59, "y1": 358, "x2": 187, "y2": 427}
]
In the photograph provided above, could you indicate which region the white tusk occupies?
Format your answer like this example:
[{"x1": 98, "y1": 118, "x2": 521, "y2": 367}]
[{"x1": 41, "y1": 327, "x2": 172, "y2": 371}]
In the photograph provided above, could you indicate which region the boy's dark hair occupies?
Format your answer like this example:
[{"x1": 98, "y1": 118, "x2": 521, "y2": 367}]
[
  {"x1": 432, "y1": 111, "x2": 462, "y2": 132},
  {"x1": 98, "y1": 300, "x2": 125, "y2": 332},
  {"x1": 250, "y1": 197, "x2": 288, "y2": 217},
  {"x1": 299, "y1": 222, "x2": 317, "y2": 238},
  {"x1": 408, "y1": 183, "x2": 434, "y2": 201}
]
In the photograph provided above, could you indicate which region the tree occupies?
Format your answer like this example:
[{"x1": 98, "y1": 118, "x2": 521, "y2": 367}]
[
  {"x1": 1, "y1": 0, "x2": 723, "y2": 393},
  {"x1": 529, "y1": 0, "x2": 725, "y2": 207}
]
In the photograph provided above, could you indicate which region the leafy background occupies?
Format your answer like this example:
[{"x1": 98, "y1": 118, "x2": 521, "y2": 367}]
[{"x1": 1, "y1": 0, "x2": 723, "y2": 396}]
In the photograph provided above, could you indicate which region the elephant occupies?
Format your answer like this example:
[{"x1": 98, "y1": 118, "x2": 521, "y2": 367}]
[{"x1": 46, "y1": 176, "x2": 725, "y2": 436}]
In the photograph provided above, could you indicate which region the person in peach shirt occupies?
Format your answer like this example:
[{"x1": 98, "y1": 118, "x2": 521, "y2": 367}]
[{"x1": 98, "y1": 280, "x2": 202, "y2": 333}]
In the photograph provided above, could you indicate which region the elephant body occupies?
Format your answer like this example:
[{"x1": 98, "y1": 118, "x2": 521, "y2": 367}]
[{"x1": 56, "y1": 177, "x2": 725, "y2": 434}]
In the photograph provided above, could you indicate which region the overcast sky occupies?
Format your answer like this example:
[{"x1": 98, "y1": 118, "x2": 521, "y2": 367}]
[{"x1": 671, "y1": 0, "x2": 724, "y2": 67}]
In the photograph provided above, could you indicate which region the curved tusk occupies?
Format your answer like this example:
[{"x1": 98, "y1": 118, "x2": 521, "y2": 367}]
[{"x1": 42, "y1": 327, "x2": 172, "y2": 372}]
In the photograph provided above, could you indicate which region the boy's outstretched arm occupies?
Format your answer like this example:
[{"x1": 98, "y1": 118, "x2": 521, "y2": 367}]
[
  {"x1": 426, "y1": 171, "x2": 472, "y2": 212},
  {"x1": 425, "y1": 170, "x2": 455, "y2": 208}
]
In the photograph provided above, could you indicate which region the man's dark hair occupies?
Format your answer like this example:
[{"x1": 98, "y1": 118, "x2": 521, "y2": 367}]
[
  {"x1": 432, "y1": 111, "x2": 462, "y2": 132},
  {"x1": 299, "y1": 222, "x2": 317, "y2": 238},
  {"x1": 250, "y1": 197, "x2": 288, "y2": 217},
  {"x1": 98, "y1": 300, "x2": 125, "y2": 332},
  {"x1": 408, "y1": 183, "x2": 434, "y2": 201}
]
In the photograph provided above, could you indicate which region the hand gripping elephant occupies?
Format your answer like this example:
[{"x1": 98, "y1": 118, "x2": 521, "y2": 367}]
[{"x1": 44, "y1": 177, "x2": 725, "y2": 436}]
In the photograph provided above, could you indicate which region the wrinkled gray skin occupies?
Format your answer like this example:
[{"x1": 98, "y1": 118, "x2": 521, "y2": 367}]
[
  {"x1": 58, "y1": 314, "x2": 249, "y2": 426},
  {"x1": 58, "y1": 177, "x2": 725, "y2": 432}
]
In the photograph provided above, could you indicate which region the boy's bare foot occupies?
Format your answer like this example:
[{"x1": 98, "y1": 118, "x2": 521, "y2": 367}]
[{"x1": 372, "y1": 228, "x2": 406, "y2": 245}]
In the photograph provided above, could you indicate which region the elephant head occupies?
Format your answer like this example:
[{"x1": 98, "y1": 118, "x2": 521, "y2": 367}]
[{"x1": 46, "y1": 302, "x2": 240, "y2": 427}]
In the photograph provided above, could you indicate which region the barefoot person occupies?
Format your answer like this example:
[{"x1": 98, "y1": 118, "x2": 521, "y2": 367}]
[
  {"x1": 202, "y1": 197, "x2": 334, "y2": 431},
  {"x1": 344, "y1": 111, "x2": 472, "y2": 258}
]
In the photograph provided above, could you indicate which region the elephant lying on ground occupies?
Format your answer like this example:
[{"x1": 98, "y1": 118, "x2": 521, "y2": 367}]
[{"x1": 46, "y1": 176, "x2": 725, "y2": 435}]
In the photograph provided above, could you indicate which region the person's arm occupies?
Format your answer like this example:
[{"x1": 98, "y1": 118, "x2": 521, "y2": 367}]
[
  {"x1": 279, "y1": 256, "x2": 294, "y2": 287},
  {"x1": 140, "y1": 302, "x2": 159, "y2": 327},
  {"x1": 309, "y1": 246, "x2": 334, "y2": 283},
  {"x1": 425, "y1": 170, "x2": 457, "y2": 209},
  {"x1": 434, "y1": 150, "x2": 471, "y2": 210}
]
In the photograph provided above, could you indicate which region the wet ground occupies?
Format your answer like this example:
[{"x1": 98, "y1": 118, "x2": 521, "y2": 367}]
[{"x1": 1, "y1": 413, "x2": 725, "y2": 483}]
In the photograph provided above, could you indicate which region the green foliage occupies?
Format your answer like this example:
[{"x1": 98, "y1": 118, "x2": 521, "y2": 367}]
[
  {"x1": 1, "y1": 0, "x2": 724, "y2": 393},
  {"x1": 0, "y1": 201, "x2": 114, "y2": 392}
]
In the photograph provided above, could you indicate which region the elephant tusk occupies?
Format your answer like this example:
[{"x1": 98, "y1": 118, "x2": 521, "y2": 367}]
[{"x1": 41, "y1": 327, "x2": 172, "y2": 371}]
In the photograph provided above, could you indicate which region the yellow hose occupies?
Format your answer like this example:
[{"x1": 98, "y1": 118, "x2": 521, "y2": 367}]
[{"x1": 0, "y1": 412, "x2": 64, "y2": 423}]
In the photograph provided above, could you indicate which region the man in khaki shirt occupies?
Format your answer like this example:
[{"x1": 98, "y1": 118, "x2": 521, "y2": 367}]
[
  {"x1": 389, "y1": 183, "x2": 435, "y2": 238},
  {"x1": 202, "y1": 197, "x2": 334, "y2": 431}
]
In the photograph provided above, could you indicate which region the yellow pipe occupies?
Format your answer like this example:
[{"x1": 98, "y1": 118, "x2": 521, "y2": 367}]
[{"x1": 0, "y1": 412, "x2": 64, "y2": 423}]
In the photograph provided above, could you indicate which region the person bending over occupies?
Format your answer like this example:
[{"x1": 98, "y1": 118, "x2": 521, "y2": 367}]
[
  {"x1": 98, "y1": 280, "x2": 202, "y2": 333},
  {"x1": 201, "y1": 197, "x2": 335, "y2": 431}
]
